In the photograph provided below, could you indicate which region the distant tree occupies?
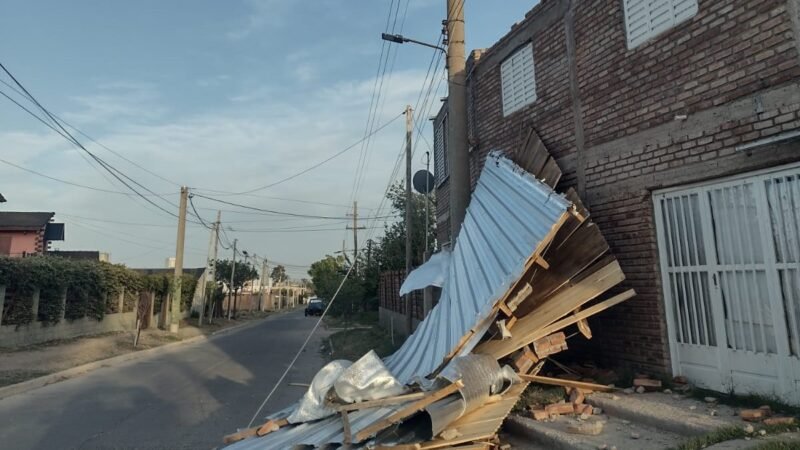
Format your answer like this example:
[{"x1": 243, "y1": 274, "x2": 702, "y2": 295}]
[
  {"x1": 214, "y1": 259, "x2": 258, "y2": 318},
  {"x1": 307, "y1": 255, "x2": 363, "y2": 317},
  {"x1": 374, "y1": 182, "x2": 436, "y2": 271},
  {"x1": 271, "y1": 265, "x2": 287, "y2": 284}
]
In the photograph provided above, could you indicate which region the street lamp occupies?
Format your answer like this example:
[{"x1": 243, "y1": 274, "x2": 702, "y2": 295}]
[{"x1": 381, "y1": 33, "x2": 446, "y2": 55}]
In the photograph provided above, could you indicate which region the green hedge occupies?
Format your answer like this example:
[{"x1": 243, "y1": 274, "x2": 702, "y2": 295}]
[{"x1": 0, "y1": 257, "x2": 201, "y2": 327}]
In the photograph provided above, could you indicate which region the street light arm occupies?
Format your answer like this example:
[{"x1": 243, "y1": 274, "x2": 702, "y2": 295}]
[{"x1": 381, "y1": 33, "x2": 446, "y2": 55}]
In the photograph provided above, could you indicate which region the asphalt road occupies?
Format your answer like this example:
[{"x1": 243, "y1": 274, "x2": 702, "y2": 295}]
[{"x1": 0, "y1": 309, "x2": 330, "y2": 450}]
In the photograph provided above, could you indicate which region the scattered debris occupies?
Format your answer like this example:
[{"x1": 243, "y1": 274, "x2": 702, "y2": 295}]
[
  {"x1": 703, "y1": 397, "x2": 717, "y2": 403},
  {"x1": 630, "y1": 432, "x2": 640, "y2": 439},
  {"x1": 764, "y1": 417, "x2": 796, "y2": 426},
  {"x1": 632, "y1": 378, "x2": 661, "y2": 390},
  {"x1": 635, "y1": 386, "x2": 646, "y2": 394},
  {"x1": 744, "y1": 424, "x2": 755, "y2": 434},
  {"x1": 567, "y1": 420, "x2": 605, "y2": 435},
  {"x1": 741, "y1": 409, "x2": 767, "y2": 422}
]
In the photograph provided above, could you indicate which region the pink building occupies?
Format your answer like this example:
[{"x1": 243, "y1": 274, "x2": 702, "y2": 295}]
[{"x1": 0, "y1": 212, "x2": 64, "y2": 257}]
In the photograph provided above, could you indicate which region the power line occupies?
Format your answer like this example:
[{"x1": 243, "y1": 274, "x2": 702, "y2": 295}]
[
  {"x1": 191, "y1": 193, "x2": 397, "y2": 220},
  {"x1": 0, "y1": 77, "x2": 181, "y2": 188},
  {"x1": 0, "y1": 62, "x2": 188, "y2": 223},
  {"x1": 195, "y1": 112, "x2": 404, "y2": 196}
]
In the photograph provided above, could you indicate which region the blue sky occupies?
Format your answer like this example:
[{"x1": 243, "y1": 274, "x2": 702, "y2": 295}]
[{"x1": 0, "y1": 0, "x2": 537, "y2": 277}]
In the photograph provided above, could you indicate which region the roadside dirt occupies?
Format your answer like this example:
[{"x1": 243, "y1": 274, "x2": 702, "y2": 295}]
[{"x1": 0, "y1": 311, "x2": 271, "y2": 387}]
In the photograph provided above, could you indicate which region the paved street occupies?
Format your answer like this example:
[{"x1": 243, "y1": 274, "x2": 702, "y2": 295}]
[{"x1": 0, "y1": 309, "x2": 329, "y2": 450}]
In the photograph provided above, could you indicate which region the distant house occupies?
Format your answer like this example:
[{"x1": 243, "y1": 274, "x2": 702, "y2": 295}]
[
  {"x1": 49, "y1": 250, "x2": 110, "y2": 262},
  {"x1": 0, "y1": 212, "x2": 64, "y2": 257}
]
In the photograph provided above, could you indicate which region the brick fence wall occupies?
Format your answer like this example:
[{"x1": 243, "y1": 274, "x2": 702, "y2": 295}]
[
  {"x1": 457, "y1": 0, "x2": 800, "y2": 373},
  {"x1": 378, "y1": 270, "x2": 424, "y2": 321}
]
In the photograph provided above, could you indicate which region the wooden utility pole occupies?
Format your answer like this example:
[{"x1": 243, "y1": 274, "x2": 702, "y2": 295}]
[
  {"x1": 346, "y1": 201, "x2": 366, "y2": 274},
  {"x1": 170, "y1": 186, "x2": 189, "y2": 334},
  {"x1": 446, "y1": 0, "x2": 470, "y2": 241},
  {"x1": 405, "y1": 104, "x2": 414, "y2": 334},
  {"x1": 199, "y1": 210, "x2": 220, "y2": 326},
  {"x1": 259, "y1": 258, "x2": 267, "y2": 311},
  {"x1": 227, "y1": 239, "x2": 238, "y2": 320}
]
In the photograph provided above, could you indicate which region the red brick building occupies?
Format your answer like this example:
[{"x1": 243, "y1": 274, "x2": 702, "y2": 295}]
[{"x1": 434, "y1": 0, "x2": 800, "y2": 400}]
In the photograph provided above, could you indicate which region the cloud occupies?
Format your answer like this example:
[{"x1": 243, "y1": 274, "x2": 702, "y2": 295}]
[
  {"x1": 63, "y1": 81, "x2": 166, "y2": 126},
  {"x1": 227, "y1": 0, "x2": 293, "y2": 40},
  {"x1": 0, "y1": 67, "x2": 446, "y2": 270}
]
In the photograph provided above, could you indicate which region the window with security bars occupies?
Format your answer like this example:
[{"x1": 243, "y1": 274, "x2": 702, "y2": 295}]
[
  {"x1": 500, "y1": 43, "x2": 536, "y2": 117},
  {"x1": 433, "y1": 105, "x2": 449, "y2": 187},
  {"x1": 623, "y1": 0, "x2": 698, "y2": 49}
]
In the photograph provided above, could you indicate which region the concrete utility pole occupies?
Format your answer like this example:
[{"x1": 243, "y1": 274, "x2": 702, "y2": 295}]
[
  {"x1": 405, "y1": 104, "x2": 414, "y2": 334},
  {"x1": 346, "y1": 201, "x2": 366, "y2": 274},
  {"x1": 227, "y1": 238, "x2": 238, "y2": 320},
  {"x1": 199, "y1": 210, "x2": 220, "y2": 326},
  {"x1": 446, "y1": 0, "x2": 470, "y2": 241},
  {"x1": 170, "y1": 186, "x2": 189, "y2": 334}
]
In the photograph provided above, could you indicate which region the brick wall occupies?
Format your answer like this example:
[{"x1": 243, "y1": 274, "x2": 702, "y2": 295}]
[
  {"x1": 379, "y1": 270, "x2": 424, "y2": 320},
  {"x1": 454, "y1": 0, "x2": 800, "y2": 373}
]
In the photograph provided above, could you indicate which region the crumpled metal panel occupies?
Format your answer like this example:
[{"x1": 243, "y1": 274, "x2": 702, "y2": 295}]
[
  {"x1": 384, "y1": 152, "x2": 570, "y2": 384},
  {"x1": 334, "y1": 350, "x2": 406, "y2": 403},
  {"x1": 287, "y1": 360, "x2": 351, "y2": 423}
]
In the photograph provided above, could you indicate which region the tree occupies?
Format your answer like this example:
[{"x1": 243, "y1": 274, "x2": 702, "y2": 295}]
[
  {"x1": 214, "y1": 259, "x2": 259, "y2": 318},
  {"x1": 308, "y1": 255, "x2": 363, "y2": 317},
  {"x1": 271, "y1": 265, "x2": 287, "y2": 284},
  {"x1": 374, "y1": 182, "x2": 436, "y2": 271}
]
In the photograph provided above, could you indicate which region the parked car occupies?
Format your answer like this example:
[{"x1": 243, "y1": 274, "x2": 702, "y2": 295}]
[{"x1": 305, "y1": 298, "x2": 324, "y2": 317}]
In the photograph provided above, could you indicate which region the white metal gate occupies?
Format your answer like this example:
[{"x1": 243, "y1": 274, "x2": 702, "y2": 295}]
[{"x1": 654, "y1": 163, "x2": 800, "y2": 403}]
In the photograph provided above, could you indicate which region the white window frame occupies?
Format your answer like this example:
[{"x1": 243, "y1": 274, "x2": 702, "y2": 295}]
[
  {"x1": 500, "y1": 42, "x2": 537, "y2": 117},
  {"x1": 622, "y1": 0, "x2": 699, "y2": 49}
]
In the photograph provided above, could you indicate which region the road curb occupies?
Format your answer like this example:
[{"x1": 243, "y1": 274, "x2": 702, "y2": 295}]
[{"x1": 0, "y1": 313, "x2": 279, "y2": 401}]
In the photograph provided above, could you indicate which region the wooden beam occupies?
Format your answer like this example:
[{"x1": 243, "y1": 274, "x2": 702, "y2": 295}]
[
  {"x1": 335, "y1": 392, "x2": 427, "y2": 412},
  {"x1": 534, "y1": 255, "x2": 550, "y2": 269},
  {"x1": 354, "y1": 380, "x2": 464, "y2": 442},
  {"x1": 256, "y1": 418, "x2": 288, "y2": 437},
  {"x1": 519, "y1": 374, "x2": 614, "y2": 392},
  {"x1": 342, "y1": 411, "x2": 352, "y2": 444},
  {"x1": 474, "y1": 262, "x2": 629, "y2": 359}
]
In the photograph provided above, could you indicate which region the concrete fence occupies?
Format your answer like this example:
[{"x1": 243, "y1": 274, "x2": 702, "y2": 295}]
[{"x1": 0, "y1": 285, "x2": 188, "y2": 348}]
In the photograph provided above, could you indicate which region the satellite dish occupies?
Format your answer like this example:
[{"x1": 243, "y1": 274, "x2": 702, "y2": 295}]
[{"x1": 413, "y1": 170, "x2": 435, "y2": 194}]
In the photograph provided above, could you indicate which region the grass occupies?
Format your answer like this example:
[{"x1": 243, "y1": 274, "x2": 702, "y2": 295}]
[
  {"x1": 321, "y1": 312, "x2": 401, "y2": 362},
  {"x1": 688, "y1": 387, "x2": 800, "y2": 417},
  {"x1": 753, "y1": 443, "x2": 800, "y2": 450},
  {"x1": 671, "y1": 423, "x2": 800, "y2": 450}
]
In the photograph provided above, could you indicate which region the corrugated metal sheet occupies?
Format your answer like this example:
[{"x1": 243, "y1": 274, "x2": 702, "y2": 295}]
[
  {"x1": 224, "y1": 152, "x2": 570, "y2": 449},
  {"x1": 225, "y1": 404, "x2": 404, "y2": 449},
  {"x1": 384, "y1": 152, "x2": 570, "y2": 383}
]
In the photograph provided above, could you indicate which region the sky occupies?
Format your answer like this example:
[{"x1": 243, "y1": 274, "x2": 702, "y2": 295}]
[{"x1": 0, "y1": 0, "x2": 537, "y2": 279}]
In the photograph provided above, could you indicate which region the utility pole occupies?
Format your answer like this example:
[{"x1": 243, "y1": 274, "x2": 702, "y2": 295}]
[
  {"x1": 199, "y1": 211, "x2": 220, "y2": 326},
  {"x1": 446, "y1": 0, "x2": 470, "y2": 242},
  {"x1": 423, "y1": 152, "x2": 433, "y2": 317},
  {"x1": 405, "y1": 104, "x2": 414, "y2": 335},
  {"x1": 259, "y1": 258, "x2": 267, "y2": 311},
  {"x1": 170, "y1": 186, "x2": 189, "y2": 334},
  {"x1": 227, "y1": 238, "x2": 237, "y2": 320},
  {"x1": 346, "y1": 201, "x2": 366, "y2": 274}
]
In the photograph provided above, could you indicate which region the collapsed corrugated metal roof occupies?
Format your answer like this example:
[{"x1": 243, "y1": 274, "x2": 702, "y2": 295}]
[
  {"x1": 383, "y1": 153, "x2": 570, "y2": 384},
  {"x1": 223, "y1": 146, "x2": 635, "y2": 449}
]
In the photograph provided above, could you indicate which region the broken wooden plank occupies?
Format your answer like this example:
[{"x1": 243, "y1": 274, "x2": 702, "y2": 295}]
[
  {"x1": 354, "y1": 380, "x2": 464, "y2": 442},
  {"x1": 256, "y1": 418, "x2": 288, "y2": 437},
  {"x1": 575, "y1": 306, "x2": 593, "y2": 339},
  {"x1": 519, "y1": 374, "x2": 614, "y2": 392},
  {"x1": 539, "y1": 158, "x2": 562, "y2": 188},
  {"x1": 534, "y1": 255, "x2": 550, "y2": 269},
  {"x1": 342, "y1": 410, "x2": 352, "y2": 444},
  {"x1": 506, "y1": 283, "x2": 533, "y2": 312},
  {"x1": 335, "y1": 391, "x2": 427, "y2": 412},
  {"x1": 475, "y1": 261, "x2": 628, "y2": 359},
  {"x1": 515, "y1": 224, "x2": 611, "y2": 317},
  {"x1": 223, "y1": 427, "x2": 258, "y2": 444}
]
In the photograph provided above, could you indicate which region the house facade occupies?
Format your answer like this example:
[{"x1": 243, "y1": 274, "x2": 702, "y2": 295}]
[
  {"x1": 0, "y1": 212, "x2": 63, "y2": 257},
  {"x1": 434, "y1": 0, "x2": 800, "y2": 399}
]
